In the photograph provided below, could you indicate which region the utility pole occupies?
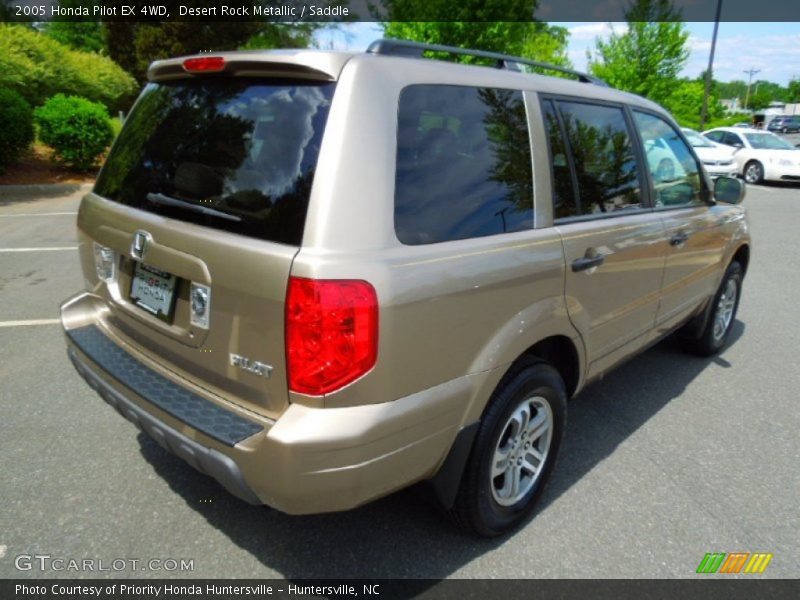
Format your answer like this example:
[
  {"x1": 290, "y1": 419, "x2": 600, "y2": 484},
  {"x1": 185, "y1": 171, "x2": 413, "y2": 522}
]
[
  {"x1": 743, "y1": 68, "x2": 761, "y2": 110},
  {"x1": 700, "y1": 0, "x2": 723, "y2": 130}
]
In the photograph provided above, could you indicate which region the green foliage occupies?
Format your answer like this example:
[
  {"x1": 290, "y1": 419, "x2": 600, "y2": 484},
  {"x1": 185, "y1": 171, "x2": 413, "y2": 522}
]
[
  {"x1": 380, "y1": 2, "x2": 572, "y2": 72},
  {"x1": 41, "y1": 1, "x2": 104, "y2": 53},
  {"x1": 378, "y1": 0, "x2": 536, "y2": 22},
  {"x1": 714, "y1": 78, "x2": 792, "y2": 109},
  {"x1": 0, "y1": 87, "x2": 34, "y2": 174},
  {"x1": 788, "y1": 79, "x2": 800, "y2": 103},
  {"x1": 663, "y1": 80, "x2": 724, "y2": 129},
  {"x1": 43, "y1": 22, "x2": 105, "y2": 54},
  {"x1": 110, "y1": 116, "x2": 124, "y2": 138},
  {"x1": 34, "y1": 94, "x2": 114, "y2": 170},
  {"x1": 0, "y1": 25, "x2": 137, "y2": 111},
  {"x1": 588, "y1": 0, "x2": 689, "y2": 105},
  {"x1": 103, "y1": 2, "x2": 323, "y2": 83},
  {"x1": 239, "y1": 23, "x2": 320, "y2": 51}
]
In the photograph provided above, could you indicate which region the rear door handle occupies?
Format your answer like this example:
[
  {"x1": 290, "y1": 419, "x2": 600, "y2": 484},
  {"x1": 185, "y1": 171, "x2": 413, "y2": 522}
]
[
  {"x1": 670, "y1": 232, "x2": 690, "y2": 246},
  {"x1": 572, "y1": 254, "x2": 605, "y2": 272}
]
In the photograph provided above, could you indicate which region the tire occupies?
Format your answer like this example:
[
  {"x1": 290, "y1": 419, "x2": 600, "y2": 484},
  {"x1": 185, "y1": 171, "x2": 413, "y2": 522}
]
[
  {"x1": 743, "y1": 160, "x2": 764, "y2": 184},
  {"x1": 682, "y1": 261, "x2": 743, "y2": 357},
  {"x1": 451, "y1": 358, "x2": 567, "y2": 537}
]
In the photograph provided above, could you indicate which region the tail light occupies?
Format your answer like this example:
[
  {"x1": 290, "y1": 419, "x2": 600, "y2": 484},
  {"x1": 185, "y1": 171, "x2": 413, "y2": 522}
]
[
  {"x1": 182, "y1": 57, "x2": 225, "y2": 73},
  {"x1": 286, "y1": 277, "x2": 378, "y2": 396}
]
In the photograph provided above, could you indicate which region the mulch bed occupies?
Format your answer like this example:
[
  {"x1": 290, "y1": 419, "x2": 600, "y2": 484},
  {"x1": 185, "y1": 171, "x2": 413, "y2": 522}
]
[{"x1": 0, "y1": 143, "x2": 97, "y2": 186}]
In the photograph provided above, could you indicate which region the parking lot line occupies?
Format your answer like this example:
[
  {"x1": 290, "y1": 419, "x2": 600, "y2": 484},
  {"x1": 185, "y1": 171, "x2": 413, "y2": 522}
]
[
  {"x1": 0, "y1": 212, "x2": 78, "y2": 217},
  {"x1": 0, "y1": 246, "x2": 77, "y2": 253},
  {"x1": 0, "y1": 319, "x2": 60, "y2": 327}
]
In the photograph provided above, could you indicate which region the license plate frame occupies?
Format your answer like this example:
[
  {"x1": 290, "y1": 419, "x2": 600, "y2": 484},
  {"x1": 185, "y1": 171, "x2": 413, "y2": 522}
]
[{"x1": 130, "y1": 262, "x2": 177, "y2": 323}]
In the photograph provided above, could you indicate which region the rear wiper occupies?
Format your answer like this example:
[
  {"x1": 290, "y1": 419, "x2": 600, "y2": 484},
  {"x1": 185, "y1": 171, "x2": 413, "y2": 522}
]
[{"x1": 146, "y1": 192, "x2": 241, "y2": 223}]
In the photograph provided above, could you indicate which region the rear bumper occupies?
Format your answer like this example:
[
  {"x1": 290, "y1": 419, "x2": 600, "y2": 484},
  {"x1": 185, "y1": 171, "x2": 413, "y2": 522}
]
[
  {"x1": 62, "y1": 292, "x2": 478, "y2": 514},
  {"x1": 67, "y1": 345, "x2": 262, "y2": 504}
]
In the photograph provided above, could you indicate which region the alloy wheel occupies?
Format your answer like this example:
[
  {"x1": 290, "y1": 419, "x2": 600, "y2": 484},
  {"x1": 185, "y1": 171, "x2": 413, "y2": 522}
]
[{"x1": 490, "y1": 396, "x2": 553, "y2": 506}]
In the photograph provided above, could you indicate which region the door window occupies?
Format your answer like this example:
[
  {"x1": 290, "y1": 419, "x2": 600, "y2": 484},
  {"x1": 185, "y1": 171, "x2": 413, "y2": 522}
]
[
  {"x1": 549, "y1": 101, "x2": 642, "y2": 217},
  {"x1": 633, "y1": 111, "x2": 705, "y2": 208}
]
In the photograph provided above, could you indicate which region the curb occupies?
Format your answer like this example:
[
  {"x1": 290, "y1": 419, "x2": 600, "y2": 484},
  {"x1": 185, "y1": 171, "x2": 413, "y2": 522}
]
[{"x1": 0, "y1": 182, "x2": 93, "y2": 201}]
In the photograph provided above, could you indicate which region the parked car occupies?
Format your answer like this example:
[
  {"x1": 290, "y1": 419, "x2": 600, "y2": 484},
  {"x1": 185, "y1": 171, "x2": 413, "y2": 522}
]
[
  {"x1": 703, "y1": 126, "x2": 800, "y2": 183},
  {"x1": 62, "y1": 40, "x2": 750, "y2": 537},
  {"x1": 767, "y1": 115, "x2": 800, "y2": 134},
  {"x1": 681, "y1": 128, "x2": 738, "y2": 178}
]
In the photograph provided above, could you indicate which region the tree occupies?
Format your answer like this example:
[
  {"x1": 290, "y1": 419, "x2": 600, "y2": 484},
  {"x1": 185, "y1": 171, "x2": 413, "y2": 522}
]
[
  {"x1": 788, "y1": 78, "x2": 800, "y2": 103},
  {"x1": 379, "y1": 1, "x2": 572, "y2": 69},
  {"x1": 103, "y1": 1, "x2": 323, "y2": 83},
  {"x1": 663, "y1": 80, "x2": 724, "y2": 129},
  {"x1": 588, "y1": 0, "x2": 688, "y2": 105},
  {"x1": 43, "y1": 22, "x2": 105, "y2": 54},
  {"x1": 41, "y1": 1, "x2": 105, "y2": 53},
  {"x1": 0, "y1": 24, "x2": 137, "y2": 110},
  {"x1": 716, "y1": 79, "x2": 747, "y2": 103}
]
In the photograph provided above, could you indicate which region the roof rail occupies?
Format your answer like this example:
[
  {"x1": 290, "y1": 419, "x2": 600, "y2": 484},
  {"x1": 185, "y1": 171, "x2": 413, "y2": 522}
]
[{"x1": 366, "y1": 38, "x2": 608, "y2": 87}]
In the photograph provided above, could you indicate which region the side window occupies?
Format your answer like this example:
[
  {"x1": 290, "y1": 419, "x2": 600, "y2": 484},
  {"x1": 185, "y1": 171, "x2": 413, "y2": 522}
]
[
  {"x1": 633, "y1": 111, "x2": 704, "y2": 208},
  {"x1": 395, "y1": 85, "x2": 533, "y2": 245},
  {"x1": 723, "y1": 132, "x2": 744, "y2": 147},
  {"x1": 554, "y1": 101, "x2": 642, "y2": 216},
  {"x1": 705, "y1": 130, "x2": 724, "y2": 143},
  {"x1": 542, "y1": 100, "x2": 577, "y2": 219}
]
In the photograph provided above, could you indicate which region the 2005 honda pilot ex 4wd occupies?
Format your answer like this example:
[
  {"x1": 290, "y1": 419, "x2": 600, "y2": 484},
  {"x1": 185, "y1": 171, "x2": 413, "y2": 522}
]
[{"x1": 62, "y1": 40, "x2": 750, "y2": 536}]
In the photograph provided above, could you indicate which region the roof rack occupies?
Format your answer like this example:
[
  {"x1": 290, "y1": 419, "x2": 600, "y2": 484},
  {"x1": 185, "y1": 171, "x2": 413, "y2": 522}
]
[{"x1": 366, "y1": 38, "x2": 608, "y2": 87}]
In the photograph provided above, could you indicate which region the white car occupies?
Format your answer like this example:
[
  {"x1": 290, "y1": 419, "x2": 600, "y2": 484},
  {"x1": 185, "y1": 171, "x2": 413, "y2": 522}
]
[
  {"x1": 681, "y1": 128, "x2": 738, "y2": 179},
  {"x1": 703, "y1": 127, "x2": 800, "y2": 184}
]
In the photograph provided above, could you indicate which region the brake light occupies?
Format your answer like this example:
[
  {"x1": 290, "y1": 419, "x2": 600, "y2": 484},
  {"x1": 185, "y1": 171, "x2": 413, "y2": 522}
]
[
  {"x1": 286, "y1": 277, "x2": 378, "y2": 396},
  {"x1": 182, "y1": 57, "x2": 225, "y2": 73}
]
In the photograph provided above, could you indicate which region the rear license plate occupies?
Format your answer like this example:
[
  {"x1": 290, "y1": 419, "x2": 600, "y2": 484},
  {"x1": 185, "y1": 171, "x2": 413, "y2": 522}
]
[{"x1": 130, "y1": 262, "x2": 177, "y2": 322}]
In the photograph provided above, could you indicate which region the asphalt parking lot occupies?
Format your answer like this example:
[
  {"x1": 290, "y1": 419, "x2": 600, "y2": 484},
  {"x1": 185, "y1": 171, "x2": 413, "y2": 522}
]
[{"x1": 1, "y1": 179, "x2": 798, "y2": 580}]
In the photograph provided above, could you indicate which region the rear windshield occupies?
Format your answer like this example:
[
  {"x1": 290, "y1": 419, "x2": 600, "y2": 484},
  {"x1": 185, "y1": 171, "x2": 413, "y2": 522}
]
[{"x1": 94, "y1": 78, "x2": 336, "y2": 245}]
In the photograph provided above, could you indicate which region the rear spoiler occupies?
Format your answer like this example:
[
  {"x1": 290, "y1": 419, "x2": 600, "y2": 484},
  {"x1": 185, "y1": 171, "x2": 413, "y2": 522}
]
[{"x1": 147, "y1": 50, "x2": 353, "y2": 82}]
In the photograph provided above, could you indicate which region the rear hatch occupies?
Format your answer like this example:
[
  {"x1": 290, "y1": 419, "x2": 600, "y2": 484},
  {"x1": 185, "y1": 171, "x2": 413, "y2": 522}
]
[{"x1": 83, "y1": 64, "x2": 338, "y2": 418}]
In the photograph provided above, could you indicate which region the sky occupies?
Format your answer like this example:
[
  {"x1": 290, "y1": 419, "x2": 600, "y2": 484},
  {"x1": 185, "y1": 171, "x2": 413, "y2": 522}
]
[{"x1": 315, "y1": 22, "x2": 800, "y2": 86}]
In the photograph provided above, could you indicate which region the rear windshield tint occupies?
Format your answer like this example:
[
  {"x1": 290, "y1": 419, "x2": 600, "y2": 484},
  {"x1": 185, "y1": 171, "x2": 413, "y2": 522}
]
[{"x1": 94, "y1": 78, "x2": 335, "y2": 245}]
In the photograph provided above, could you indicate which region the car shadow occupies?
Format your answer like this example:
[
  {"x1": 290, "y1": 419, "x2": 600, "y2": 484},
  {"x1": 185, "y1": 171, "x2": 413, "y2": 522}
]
[{"x1": 136, "y1": 321, "x2": 745, "y2": 579}]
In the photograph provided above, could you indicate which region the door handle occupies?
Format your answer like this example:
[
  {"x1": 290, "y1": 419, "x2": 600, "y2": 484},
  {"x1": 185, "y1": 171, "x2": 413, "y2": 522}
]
[
  {"x1": 670, "y1": 231, "x2": 689, "y2": 246},
  {"x1": 572, "y1": 253, "x2": 605, "y2": 272}
]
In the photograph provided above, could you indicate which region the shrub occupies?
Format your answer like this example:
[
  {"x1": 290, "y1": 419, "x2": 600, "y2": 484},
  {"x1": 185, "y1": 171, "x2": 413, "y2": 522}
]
[
  {"x1": 35, "y1": 94, "x2": 114, "y2": 170},
  {"x1": 0, "y1": 24, "x2": 138, "y2": 112},
  {"x1": 0, "y1": 87, "x2": 34, "y2": 174}
]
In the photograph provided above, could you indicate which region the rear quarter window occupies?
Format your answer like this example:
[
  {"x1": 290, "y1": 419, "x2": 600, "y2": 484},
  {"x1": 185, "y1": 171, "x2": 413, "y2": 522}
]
[
  {"x1": 94, "y1": 78, "x2": 335, "y2": 246},
  {"x1": 394, "y1": 85, "x2": 533, "y2": 245}
]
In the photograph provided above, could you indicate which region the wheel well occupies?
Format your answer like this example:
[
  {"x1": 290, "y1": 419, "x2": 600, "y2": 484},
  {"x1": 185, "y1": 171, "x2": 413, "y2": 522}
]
[
  {"x1": 520, "y1": 336, "x2": 580, "y2": 398},
  {"x1": 733, "y1": 244, "x2": 750, "y2": 275}
]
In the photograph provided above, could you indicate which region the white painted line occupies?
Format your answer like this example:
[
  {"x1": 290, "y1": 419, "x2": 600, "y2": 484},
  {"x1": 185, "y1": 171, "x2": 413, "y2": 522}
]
[
  {"x1": 0, "y1": 212, "x2": 78, "y2": 217},
  {"x1": 0, "y1": 246, "x2": 77, "y2": 253},
  {"x1": 0, "y1": 318, "x2": 60, "y2": 328}
]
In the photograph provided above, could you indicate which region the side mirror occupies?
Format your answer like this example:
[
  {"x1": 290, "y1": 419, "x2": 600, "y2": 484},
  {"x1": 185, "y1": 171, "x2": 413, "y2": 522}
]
[{"x1": 714, "y1": 176, "x2": 745, "y2": 205}]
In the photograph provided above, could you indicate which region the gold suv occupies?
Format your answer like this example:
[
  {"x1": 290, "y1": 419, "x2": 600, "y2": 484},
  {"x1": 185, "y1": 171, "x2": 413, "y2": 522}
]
[{"x1": 62, "y1": 40, "x2": 750, "y2": 536}]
